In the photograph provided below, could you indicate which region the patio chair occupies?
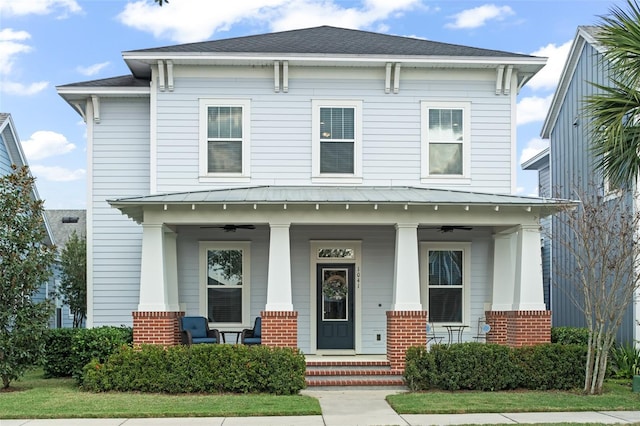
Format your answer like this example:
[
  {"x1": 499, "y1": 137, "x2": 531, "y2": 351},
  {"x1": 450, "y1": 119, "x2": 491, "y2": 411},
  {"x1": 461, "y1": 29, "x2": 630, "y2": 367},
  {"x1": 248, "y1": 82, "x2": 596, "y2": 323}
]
[
  {"x1": 241, "y1": 317, "x2": 262, "y2": 345},
  {"x1": 180, "y1": 316, "x2": 220, "y2": 345},
  {"x1": 472, "y1": 317, "x2": 491, "y2": 342},
  {"x1": 426, "y1": 322, "x2": 443, "y2": 345}
]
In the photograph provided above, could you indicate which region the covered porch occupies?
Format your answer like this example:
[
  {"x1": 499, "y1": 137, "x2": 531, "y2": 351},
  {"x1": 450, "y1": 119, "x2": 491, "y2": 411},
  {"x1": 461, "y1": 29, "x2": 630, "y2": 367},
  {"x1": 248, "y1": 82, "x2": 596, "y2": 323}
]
[{"x1": 110, "y1": 186, "x2": 572, "y2": 371}]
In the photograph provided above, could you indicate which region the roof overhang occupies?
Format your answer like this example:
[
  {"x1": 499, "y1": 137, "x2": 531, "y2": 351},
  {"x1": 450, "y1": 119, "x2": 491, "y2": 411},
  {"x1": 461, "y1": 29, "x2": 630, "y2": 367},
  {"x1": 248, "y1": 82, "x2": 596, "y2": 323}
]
[{"x1": 108, "y1": 185, "x2": 576, "y2": 224}]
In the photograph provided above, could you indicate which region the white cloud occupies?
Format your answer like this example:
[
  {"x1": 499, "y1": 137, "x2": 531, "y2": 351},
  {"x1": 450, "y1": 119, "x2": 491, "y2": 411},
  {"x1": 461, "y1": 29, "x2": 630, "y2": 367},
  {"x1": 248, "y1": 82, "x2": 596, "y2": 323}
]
[
  {"x1": 117, "y1": 0, "x2": 421, "y2": 43},
  {"x1": 527, "y1": 40, "x2": 572, "y2": 92},
  {"x1": 519, "y1": 137, "x2": 549, "y2": 164},
  {"x1": 30, "y1": 165, "x2": 85, "y2": 182},
  {"x1": 0, "y1": 0, "x2": 81, "y2": 17},
  {"x1": 0, "y1": 28, "x2": 32, "y2": 74},
  {"x1": 517, "y1": 94, "x2": 553, "y2": 125},
  {"x1": 445, "y1": 4, "x2": 514, "y2": 29},
  {"x1": 21, "y1": 131, "x2": 76, "y2": 160},
  {"x1": 76, "y1": 61, "x2": 110, "y2": 76},
  {"x1": 1, "y1": 81, "x2": 49, "y2": 95}
]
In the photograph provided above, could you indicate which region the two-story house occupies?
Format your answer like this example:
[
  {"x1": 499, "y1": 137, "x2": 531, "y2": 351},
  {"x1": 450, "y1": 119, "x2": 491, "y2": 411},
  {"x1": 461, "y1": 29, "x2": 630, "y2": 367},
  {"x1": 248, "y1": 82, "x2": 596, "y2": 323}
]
[
  {"x1": 537, "y1": 26, "x2": 639, "y2": 345},
  {"x1": 57, "y1": 26, "x2": 571, "y2": 371}
]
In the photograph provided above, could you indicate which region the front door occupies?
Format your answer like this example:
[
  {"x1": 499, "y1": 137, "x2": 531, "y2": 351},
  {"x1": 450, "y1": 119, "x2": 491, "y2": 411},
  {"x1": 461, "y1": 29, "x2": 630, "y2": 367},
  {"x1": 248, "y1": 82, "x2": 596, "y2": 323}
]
[{"x1": 317, "y1": 263, "x2": 355, "y2": 350}]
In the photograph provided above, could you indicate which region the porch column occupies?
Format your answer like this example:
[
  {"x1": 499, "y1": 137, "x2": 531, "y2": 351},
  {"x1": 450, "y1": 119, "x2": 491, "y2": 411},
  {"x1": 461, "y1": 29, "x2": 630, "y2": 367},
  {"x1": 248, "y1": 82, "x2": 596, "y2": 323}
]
[
  {"x1": 513, "y1": 225, "x2": 546, "y2": 311},
  {"x1": 488, "y1": 232, "x2": 515, "y2": 344},
  {"x1": 263, "y1": 223, "x2": 297, "y2": 348},
  {"x1": 387, "y1": 223, "x2": 426, "y2": 372},
  {"x1": 134, "y1": 224, "x2": 182, "y2": 346}
]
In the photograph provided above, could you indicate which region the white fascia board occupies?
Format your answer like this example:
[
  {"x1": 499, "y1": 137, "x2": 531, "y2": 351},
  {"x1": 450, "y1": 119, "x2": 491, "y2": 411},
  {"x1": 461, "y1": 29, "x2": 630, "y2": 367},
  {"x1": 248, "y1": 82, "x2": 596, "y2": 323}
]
[
  {"x1": 541, "y1": 29, "x2": 590, "y2": 139},
  {"x1": 521, "y1": 147, "x2": 550, "y2": 170},
  {"x1": 56, "y1": 87, "x2": 150, "y2": 96}
]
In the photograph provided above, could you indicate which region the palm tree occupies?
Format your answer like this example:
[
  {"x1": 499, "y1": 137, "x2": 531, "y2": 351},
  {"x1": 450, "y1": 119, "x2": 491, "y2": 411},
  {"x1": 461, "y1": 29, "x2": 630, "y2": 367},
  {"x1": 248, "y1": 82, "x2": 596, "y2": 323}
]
[{"x1": 585, "y1": 0, "x2": 640, "y2": 188}]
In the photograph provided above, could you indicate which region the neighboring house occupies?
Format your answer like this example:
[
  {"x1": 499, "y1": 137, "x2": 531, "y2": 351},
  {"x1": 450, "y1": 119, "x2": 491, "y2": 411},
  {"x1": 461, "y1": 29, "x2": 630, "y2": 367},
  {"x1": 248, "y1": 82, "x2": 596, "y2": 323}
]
[
  {"x1": 0, "y1": 113, "x2": 55, "y2": 317},
  {"x1": 57, "y1": 26, "x2": 572, "y2": 371},
  {"x1": 45, "y1": 209, "x2": 87, "y2": 328},
  {"x1": 537, "y1": 25, "x2": 638, "y2": 345}
]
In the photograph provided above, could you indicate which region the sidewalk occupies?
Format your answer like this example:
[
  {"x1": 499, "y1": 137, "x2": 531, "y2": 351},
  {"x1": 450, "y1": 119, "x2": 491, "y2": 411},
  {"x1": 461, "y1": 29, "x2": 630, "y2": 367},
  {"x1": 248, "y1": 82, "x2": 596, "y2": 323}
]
[{"x1": 2, "y1": 390, "x2": 640, "y2": 425}]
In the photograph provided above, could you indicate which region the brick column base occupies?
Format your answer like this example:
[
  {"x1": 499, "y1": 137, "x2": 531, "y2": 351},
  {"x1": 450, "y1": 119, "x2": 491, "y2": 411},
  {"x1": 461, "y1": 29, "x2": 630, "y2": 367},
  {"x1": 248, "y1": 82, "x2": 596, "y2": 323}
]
[
  {"x1": 386, "y1": 310, "x2": 427, "y2": 372},
  {"x1": 132, "y1": 311, "x2": 184, "y2": 346},
  {"x1": 485, "y1": 310, "x2": 551, "y2": 347},
  {"x1": 260, "y1": 311, "x2": 298, "y2": 348},
  {"x1": 485, "y1": 311, "x2": 507, "y2": 345},
  {"x1": 506, "y1": 310, "x2": 551, "y2": 347}
]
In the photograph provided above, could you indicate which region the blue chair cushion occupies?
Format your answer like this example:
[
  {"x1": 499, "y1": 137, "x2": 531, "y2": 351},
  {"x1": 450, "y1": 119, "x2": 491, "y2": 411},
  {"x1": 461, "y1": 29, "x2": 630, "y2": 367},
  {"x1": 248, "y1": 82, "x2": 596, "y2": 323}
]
[
  {"x1": 253, "y1": 317, "x2": 261, "y2": 338},
  {"x1": 181, "y1": 317, "x2": 207, "y2": 339},
  {"x1": 243, "y1": 337, "x2": 261, "y2": 345},
  {"x1": 192, "y1": 337, "x2": 217, "y2": 344}
]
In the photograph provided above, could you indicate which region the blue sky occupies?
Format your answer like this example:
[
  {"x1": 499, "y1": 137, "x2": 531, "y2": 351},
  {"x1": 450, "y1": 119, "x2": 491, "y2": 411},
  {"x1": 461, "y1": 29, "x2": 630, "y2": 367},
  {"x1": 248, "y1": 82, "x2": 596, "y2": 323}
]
[{"x1": 0, "y1": 0, "x2": 627, "y2": 209}]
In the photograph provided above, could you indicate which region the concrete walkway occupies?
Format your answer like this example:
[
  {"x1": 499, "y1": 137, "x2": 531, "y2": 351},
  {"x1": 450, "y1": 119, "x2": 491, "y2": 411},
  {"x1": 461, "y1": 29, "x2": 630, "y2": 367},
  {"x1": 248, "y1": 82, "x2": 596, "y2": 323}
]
[{"x1": 2, "y1": 390, "x2": 640, "y2": 425}]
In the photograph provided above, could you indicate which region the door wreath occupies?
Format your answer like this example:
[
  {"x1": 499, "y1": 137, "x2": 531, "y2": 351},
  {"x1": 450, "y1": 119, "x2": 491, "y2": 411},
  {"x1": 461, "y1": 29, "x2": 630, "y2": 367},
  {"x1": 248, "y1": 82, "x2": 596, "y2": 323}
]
[{"x1": 322, "y1": 274, "x2": 348, "y2": 300}]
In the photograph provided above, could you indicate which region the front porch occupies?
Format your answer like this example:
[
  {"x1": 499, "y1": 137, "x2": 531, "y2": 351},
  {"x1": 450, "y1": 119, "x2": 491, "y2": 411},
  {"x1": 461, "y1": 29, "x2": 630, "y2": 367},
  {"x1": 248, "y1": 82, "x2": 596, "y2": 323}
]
[{"x1": 111, "y1": 186, "x2": 568, "y2": 372}]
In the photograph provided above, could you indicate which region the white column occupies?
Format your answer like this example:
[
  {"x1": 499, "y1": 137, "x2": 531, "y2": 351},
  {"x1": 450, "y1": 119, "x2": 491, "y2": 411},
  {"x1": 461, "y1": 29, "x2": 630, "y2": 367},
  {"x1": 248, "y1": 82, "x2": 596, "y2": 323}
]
[
  {"x1": 138, "y1": 223, "x2": 179, "y2": 311},
  {"x1": 491, "y1": 232, "x2": 515, "y2": 311},
  {"x1": 513, "y1": 224, "x2": 546, "y2": 311},
  {"x1": 391, "y1": 223, "x2": 423, "y2": 311},
  {"x1": 265, "y1": 223, "x2": 294, "y2": 311}
]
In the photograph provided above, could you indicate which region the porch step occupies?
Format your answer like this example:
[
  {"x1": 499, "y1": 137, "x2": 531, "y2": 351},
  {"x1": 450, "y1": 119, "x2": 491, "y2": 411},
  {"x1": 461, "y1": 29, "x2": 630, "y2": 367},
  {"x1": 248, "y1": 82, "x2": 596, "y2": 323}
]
[{"x1": 305, "y1": 359, "x2": 406, "y2": 390}]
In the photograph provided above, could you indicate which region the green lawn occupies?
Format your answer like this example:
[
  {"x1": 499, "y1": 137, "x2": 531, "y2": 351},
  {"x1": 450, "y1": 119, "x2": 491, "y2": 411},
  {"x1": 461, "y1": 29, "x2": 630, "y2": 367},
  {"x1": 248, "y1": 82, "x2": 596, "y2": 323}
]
[
  {"x1": 0, "y1": 369, "x2": 321, "y2": 419},
  {"x1": 387, "y1": 380, "x2": 640, "y2": 414}
]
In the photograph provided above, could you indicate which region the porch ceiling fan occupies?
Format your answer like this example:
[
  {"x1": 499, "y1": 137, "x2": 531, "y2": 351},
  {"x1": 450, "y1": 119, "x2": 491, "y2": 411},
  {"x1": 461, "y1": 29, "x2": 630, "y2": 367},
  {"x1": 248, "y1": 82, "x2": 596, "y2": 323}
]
[
  {"x1": 423, "y1": 225, "x2": 473, "y2": 233},
  {"x1": 200, "y1": 224, "x2": 256, "y2": 232}
]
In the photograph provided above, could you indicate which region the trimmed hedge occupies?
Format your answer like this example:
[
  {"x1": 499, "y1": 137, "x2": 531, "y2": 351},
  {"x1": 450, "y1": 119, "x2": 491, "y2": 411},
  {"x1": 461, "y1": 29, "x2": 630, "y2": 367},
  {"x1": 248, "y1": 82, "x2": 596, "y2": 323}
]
[
  {"x1": 551, "y1": 326, "x2": 590, "y2": 346},
  {"x1": 405, "y1": 342, "x2": 586, "y2": 391},
  {"x1": 43, "y1": 326, "x2": 133, "y2": 381},
  {"x1": 82, "y1": 344, "x2": 306, "y2": 395}
]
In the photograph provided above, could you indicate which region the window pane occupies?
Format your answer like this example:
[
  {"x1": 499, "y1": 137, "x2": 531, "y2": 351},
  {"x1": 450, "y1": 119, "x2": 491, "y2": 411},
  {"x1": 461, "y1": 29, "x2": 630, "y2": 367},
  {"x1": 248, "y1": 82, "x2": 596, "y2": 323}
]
[
  {"x1": 208, "y1": 141, "x2": 242, "y2": 173},
  {"x1": 321, "y1": 141, "x2": 354, "y2": 173},
  {"x1": 322, "y1": 269, "x2": 348, "y2": 321},
  {"x1": 429, "y1": 108, "x2": 463, "y2": 141},
  {"x1": 318, "y1": 248, "x2": 355, "y2": 259},
  {"x1": 208, "y1": 106, "x2": 242, "y2": 139},
  {"x1": 428, "y1": 288, "x2": 462, "y2": 322},
  {"x1": 320, "y1": 107, "x2": 354, "y2": 140},
  {"x1": 207, "y1": 249, "x2": 243, "y2": 285},
  {"x1": 207, "y1": 288, "x2": 242, "y2": 322},
  {"x1": 429, "y1": 143, "x2": 462, "y2": 175},
  {"x1": 429, "y1": 250, "x2": 463, "y2": 285}
]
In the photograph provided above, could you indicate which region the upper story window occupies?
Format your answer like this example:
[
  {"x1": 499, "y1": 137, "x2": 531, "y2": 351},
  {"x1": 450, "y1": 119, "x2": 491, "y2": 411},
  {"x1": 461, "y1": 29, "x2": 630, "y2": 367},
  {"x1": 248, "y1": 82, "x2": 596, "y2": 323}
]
[
  {"x1": 199, "y1": 99, "x2": 250, "y2": 179},
  {"x1": 312, "y1": 100, "x2": 362, "y2": 183},
  {"x1": 421, "y1": 101, "x2": 471, "y2": 182}
]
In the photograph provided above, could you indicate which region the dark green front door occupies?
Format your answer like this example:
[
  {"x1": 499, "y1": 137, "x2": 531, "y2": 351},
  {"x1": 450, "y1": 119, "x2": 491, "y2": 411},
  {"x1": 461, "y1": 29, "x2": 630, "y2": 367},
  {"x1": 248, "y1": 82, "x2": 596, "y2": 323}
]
[{"x1": 317, "y1": 263, "x2": 355, "y2": 350}]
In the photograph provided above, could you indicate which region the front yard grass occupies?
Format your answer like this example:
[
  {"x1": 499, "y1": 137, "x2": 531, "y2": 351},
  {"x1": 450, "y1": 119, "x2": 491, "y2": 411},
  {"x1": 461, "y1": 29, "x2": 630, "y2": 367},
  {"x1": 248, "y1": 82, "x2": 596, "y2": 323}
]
[
  {"x1": 0, "y1": 369, "x2": 321, "y2": 419},
  {"x1": 387, "y1": 380, "x2": 640, "y2": 414}
]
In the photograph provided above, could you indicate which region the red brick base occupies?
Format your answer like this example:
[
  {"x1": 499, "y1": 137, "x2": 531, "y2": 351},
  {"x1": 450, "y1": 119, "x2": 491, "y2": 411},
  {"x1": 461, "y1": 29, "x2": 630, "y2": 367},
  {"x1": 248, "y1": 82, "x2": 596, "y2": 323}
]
[
  {"x1": 485, "y1": 310, "x2": 551, "y2": 347},
  {"x1": 132, "y1": 311, "x2": 184, "y2": 346},
  {"x1": 260, "y1": 310, "x2": 298, "y2": 348},
  {"x1": 386, "y1": 311, "x2": 427, "y2": 372}
]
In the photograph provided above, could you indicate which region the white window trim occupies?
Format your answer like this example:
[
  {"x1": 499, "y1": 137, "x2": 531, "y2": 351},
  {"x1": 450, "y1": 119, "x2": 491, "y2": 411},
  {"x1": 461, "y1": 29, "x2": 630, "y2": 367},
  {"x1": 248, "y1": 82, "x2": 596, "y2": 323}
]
[
  {"x1": 199, "y1": 98, "x2": 251, "y2": 182},
  {"x1": 420, "y1": 101, "x2": 471, "y2": 183},
  {"x1": 199, "y1": 241, "x2": 251, "y2": 329},
  {"x1": 419, "y1": 242, "x2": 471, "y2": 326},
  {"x1": 312, "y1": 99, "x2": 363, "y2": 183}
]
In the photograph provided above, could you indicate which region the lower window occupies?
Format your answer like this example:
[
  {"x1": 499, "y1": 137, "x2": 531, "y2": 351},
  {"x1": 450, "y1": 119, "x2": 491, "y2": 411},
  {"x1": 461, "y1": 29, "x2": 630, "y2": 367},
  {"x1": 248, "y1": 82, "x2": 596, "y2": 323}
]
[
  {"x1": 199, "y1": 242, "x2": 250, "y2": 326},
  {"x1": 421, "y1": 242, "x2": 470, "y2": 324}
]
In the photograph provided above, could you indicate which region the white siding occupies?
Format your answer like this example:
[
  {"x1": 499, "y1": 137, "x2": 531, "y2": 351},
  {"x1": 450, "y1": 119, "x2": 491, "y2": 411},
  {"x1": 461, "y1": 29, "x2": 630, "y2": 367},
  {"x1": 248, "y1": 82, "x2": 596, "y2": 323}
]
[
  {"x1": 91, "y1": 98, "x2": 150, "y2": 326},
  {"x1": 154, "y1": 66, "x2": 513, "y2": 194}
]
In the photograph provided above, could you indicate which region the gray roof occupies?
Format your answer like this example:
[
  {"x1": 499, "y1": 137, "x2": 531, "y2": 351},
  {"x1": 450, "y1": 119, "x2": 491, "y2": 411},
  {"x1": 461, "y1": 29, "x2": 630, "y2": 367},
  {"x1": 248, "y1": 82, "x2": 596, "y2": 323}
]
[
  {"x1": 128, "y1": 26, "x2": 534, "y2": 59},
  {"x1": 57, "y1": 75, "x2": 150, "y2": 88},
  {"x1": 45, "y1": 209, "x2": 86, "y2": 249},
  {"x1": 109, "y1": 186, "x2": 574, "y2": 223}
]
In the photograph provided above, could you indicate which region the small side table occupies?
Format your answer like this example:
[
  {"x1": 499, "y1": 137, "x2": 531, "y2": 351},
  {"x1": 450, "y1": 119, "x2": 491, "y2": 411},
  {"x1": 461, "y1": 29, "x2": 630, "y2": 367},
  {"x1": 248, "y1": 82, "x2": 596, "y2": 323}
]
[
  {"x1": 443, "y1": 325, "x2": 469, "y2": 344},
  {"x1": 220, "y1": 331, "x2": 242, "y2": 344}
]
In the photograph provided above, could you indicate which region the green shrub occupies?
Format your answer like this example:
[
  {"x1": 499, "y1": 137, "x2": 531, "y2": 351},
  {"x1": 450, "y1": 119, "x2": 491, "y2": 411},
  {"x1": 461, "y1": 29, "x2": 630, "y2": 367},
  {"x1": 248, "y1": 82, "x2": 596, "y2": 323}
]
[
  {"x1": 551, "y1": 327, "x2": 589, "y2": 345},
  {"x1": 83, "y1": 344, "x2": 306, "y2": 395},
  {"x1": 609, "y1": 344, "x2": 640, "y2": 379},
  {"x1": 515, "y1": 344, "x2": 586, "y2": 390},
  {"x1": 43, "y1": 328, "x2": 77, "y2": 378},
  {"x1": 405, "y1": 342, "x2": 586, "y2": 391}
]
